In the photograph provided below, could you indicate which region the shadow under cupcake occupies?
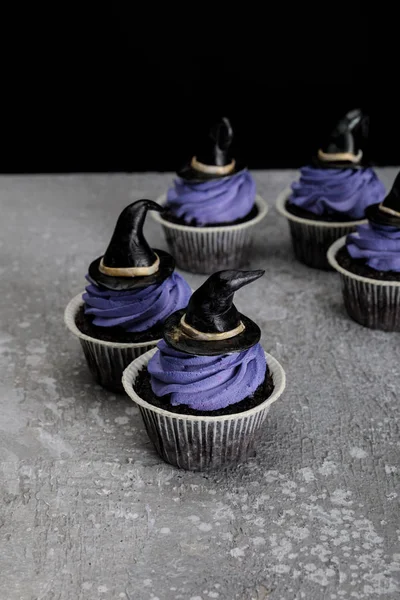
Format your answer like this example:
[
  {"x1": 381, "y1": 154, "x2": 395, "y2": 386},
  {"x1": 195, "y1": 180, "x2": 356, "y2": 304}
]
[
  {"x1": 152, "y1": 117, "x2": 268, "y2": 274},
  {"x1": 123, "y1": 269, "x2": 286, "y2": 471},
  {"x1": 276, "y1": 109, "x2": 385, "y2": 270},
  {"x1": 328, "y1": 172, "x2": 400, "y2": 331},
  {"x1": 64, "y1": 200, "x2": 191, "y2": 392}
]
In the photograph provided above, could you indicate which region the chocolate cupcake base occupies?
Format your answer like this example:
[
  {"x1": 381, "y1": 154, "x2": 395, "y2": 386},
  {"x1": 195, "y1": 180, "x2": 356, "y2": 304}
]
[
  {"x1": 135, "y1": 366, "x2": 275, "y2": 417},
  {"x1": 64, "y1": 293, "x2": 159, "y2": 393},
  {"x1": 152, "y1": 194, "x2": 268, "y2": 274},
  {"x1": 122, "y1": 349, "x2": 286, "y2": 471},
  {"x1": 276, "y1": 188, "x2": 366, "y2": 270},
  {"x1": 328, "y1": 237, "x2": 400, "y2": 331}
]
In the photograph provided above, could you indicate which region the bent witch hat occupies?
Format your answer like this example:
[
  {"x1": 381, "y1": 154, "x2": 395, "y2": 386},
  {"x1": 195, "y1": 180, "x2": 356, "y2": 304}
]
[
  {"x1": 314, "y1": 108, "x2": 367, "y2": 169},
  {"x1": 164, "y1": 269, "x2": 264, "y2": 356},
  {"x1": 177, "y1": 117, "x2": 246, "y2": 182},
  {"x1": 366, "y1": 171, "x2": 400, "y2": 227},
  {"x1": 88, "y1": 199, "x2": 175, "y2": 291}
]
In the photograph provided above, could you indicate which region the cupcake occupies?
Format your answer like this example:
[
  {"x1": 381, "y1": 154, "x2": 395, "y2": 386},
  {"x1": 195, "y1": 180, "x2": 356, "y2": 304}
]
[
  {"x1": 64, "y1": 200, "x2": 192, "y2": 392},
  {"x1": 152, "y1": 117, "x2": 268, "y2": 274},
  {"x1": 328, "y1": 172, "x2": 400, "y2": 331},
  {"x1": 122, "y1": 270, "x2": 286, "y2": 471},
  {"x1": 276, "y1": 109, "x2": 385, "y2": 270}
]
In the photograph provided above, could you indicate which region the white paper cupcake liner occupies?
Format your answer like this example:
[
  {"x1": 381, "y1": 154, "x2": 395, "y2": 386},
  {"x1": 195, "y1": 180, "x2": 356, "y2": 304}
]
[
  {"x1": 152, "y1": 194, "x2": 268, "y2": 274},
  {"x1": 276, "y1": 188, "x2": 366, "y2": 270},
  {"x1": 122, "y1": 348, "x2": 286, "y2": 471},
  {"x1": 328, "y1": 237, "x2": 400, "y2": 331},
  {"x1": 64, "y1": 293, "x2": 159, "y2": 392}
]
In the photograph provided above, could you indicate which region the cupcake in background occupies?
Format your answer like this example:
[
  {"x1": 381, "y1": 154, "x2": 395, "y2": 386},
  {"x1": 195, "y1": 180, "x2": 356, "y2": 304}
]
[
  {"x1": 64, "y1": 200, "x2": 191, "y2": 392},
  {"x1": 276, "y1": 109, "x2": 385, "y2": 270},
  {"x1": 152, "y1": 117, "x2": 268, "y2": 274},
  {"x1": 328, "y1": 172, "x2": 400, "y2": 331},
  {"x1": 123, "y1": 269, "x2": 286, "y2": 471}
]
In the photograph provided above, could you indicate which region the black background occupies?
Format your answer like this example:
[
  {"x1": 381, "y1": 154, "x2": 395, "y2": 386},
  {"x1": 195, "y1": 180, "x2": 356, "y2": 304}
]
[{"x1": 1, "y1": 8, "x2": 389, "y2": 174}]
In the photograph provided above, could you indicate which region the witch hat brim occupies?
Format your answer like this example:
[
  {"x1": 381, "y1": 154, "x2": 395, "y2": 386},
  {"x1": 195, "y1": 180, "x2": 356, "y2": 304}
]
[
  {"x1": 365, "y1": 203, "x2": 400, "y2": 227},
  {"x1": 88, "y1": 249, "x2": 175, "y2": 291},
  {"x1": 311, "y1": 154, "x2": 364, "y2": 170},
  {"x1": 177, "y1": 158, "x2": 247, "y2": 182},
  {"x1": 163, "y1": 308, "x2": 261, "y2": 356}
]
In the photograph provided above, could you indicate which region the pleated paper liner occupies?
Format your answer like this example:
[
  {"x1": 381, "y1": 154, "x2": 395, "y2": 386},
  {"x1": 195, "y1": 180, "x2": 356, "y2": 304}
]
[
  {"x1": 276, "y1": 187, "x2": 366, "y2": 270},
  {"x1": 122, "y1": 348, "x2": 286, "y2": 471},
  {"x1": 328, "y1": 236, "x2": 400, "y2": 331},
  {"x1": 64, "y1": 293, "x2": 159, "y2": 393},
  {"x1": 152, "y1": 194, "x2": 268, "y2": 274}
]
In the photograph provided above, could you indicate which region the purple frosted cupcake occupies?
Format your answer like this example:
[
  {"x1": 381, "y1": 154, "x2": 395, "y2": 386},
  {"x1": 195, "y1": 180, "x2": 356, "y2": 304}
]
[
  {"x1": 122, "y1": 270, "x2": 286, "y2": 471},
  {"x1": 152, "y1": 118, "x2": 268, "y2": 274},
  {"x1": 328, "y1": 172, "x2": 400, "y2": 331},
  {"x1": 65, "y1": 200, "x2": 191, "y2": 392},
  {"x1": 276, "y1": 109, "x2": 385, "y2": 270}
]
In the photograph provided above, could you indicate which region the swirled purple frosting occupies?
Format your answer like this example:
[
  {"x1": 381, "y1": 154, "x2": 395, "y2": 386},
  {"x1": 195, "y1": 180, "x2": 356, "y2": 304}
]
[
  {"x1": 347, "y1": 223, "x2": 400, "y2": 272},
  {"x1": 83, "y1": 273, "x2": 191, "y2": 332},
  {"x1": 166, "y1": 170, "x2": 256, "y2": 226},
  {"x1": 289, "y1": 167, "x2": 385, "y2": 220},
  {"x1": 148, "y1": 340, "x2": 266, "y2": 411}
]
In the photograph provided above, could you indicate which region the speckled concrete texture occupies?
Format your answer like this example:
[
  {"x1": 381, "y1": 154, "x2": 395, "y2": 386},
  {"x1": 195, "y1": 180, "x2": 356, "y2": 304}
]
[{"x1": 0, "y1": 169, "x2": 399, "y2": 600}]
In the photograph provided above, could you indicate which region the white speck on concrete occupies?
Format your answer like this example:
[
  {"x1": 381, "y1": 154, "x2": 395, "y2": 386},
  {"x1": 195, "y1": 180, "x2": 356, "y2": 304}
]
[
  {"x1": 318, "y1": 460, "x2": 338, "y2": 476},
  {"x1": 299, "y1": 467, "x2": 316, "y2": 482},
  {"x1": 198, "y1": 523, "x2": 213, "y2": 532},
  {"x1": 350, "y1": 447, "x2": 368, "y2": 459},
  {"x1": 385, "y1": 465, "x2": 397, "y2": 474},
  {"x1": 115, "y1": 416, "x2": 129, "y2": 425},
  {"x1": 331, "y1": 489, "x2": 353, "y2": 506},
  {"x1": 230, "y1": 547, "x2": 247, "y2": 558}
]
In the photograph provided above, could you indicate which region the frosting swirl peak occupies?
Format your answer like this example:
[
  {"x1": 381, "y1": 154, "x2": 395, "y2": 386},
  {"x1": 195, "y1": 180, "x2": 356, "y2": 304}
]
[
  {"x1": 347, "y1": 223, "x2": 400, "y2": 272},
  {"x1": 83, "y1": 272, "x2": 191, "y2": 332},
  {"x1": 289, "y1": 166, "x2": 385, "y2": 220},
  {"x1": 166, "y1": 170, "x2": 256, "y2": 226},
  {"x1": 148, "y1": 340, "x2": 266, "y2": 411}
]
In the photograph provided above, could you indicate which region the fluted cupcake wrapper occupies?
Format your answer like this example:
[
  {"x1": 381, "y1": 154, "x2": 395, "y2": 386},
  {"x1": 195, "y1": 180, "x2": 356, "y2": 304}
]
[
  {"x1": 328, "y1": 237, "x2": 400, "y2": 332},
  {"x1": 64, "y1": 293, "x2": 159, "y2": 393},
  {"x1": 276, "y1": 188, "x2": 366, "y2": 270},
  {"x1": 122, "y1": 349, "x2": 286, "y2": 471},
  {"x1": 152, "y1": 194, "x2": 268, "y2": 274}
]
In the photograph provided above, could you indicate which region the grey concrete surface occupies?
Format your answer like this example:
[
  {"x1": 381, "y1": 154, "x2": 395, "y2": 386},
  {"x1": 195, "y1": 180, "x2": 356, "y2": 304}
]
[{"x1": 0, "y1": 169, "x2": 399, "y2": 600}]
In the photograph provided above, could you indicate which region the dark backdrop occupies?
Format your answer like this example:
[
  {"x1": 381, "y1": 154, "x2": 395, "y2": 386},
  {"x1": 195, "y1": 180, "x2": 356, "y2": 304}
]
[{"x1": 1, "y1": 8, "x2": 389, "y2": 173}]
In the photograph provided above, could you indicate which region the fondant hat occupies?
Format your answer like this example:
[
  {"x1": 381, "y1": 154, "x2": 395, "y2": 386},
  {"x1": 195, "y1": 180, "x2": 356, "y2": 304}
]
[
  {"x1": 164, "y1": 269, "x2": 264, "y2": 356},
  {"x1": 314, "y1": 108, "x2": 366, "y2": 169},
  {"x1": 88, "y1": 199, "x2": 175, "y2": 291},
  {"x1": 177, "y1": 117, "x2": 246, "y2": 182},
  {"x1": 366, "y1": 172, "x2": 400, "y2": 227}
]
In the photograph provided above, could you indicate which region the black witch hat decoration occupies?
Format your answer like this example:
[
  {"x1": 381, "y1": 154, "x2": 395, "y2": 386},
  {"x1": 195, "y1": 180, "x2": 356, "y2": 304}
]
[
  {"x1": 164, "y1": 269, "x2": 264, "y2": 356},
  {"x1": 177, "y1": 117, "x2": 246, "y2": 182},
  {"x1": 88, "y1": 200, "x2": 175, "y2": 291},
  {"x1": 366, "y1": 171, "x2": 400, "y2": 227},
  {"x1": 314, "y1": 108, "x2": 367, "y2": 169}
]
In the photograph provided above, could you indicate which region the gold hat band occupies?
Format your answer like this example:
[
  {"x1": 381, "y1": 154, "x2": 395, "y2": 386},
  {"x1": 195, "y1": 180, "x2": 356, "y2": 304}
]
[
  {"x1": 191, "y1": 156, "x2": 236, "y2": 175},
  {"x1": 99, "y1": 253, "x2": 160, "y2": 277},
  {"x1": 378, "y1": 203, "x2": 400, "y2": 218},
  {"x1": 317, "y1": 149, "x2": 363, "y2": 164},
  {"x1": 179, "y1": 314, "x2": 245, "y2": 341}
]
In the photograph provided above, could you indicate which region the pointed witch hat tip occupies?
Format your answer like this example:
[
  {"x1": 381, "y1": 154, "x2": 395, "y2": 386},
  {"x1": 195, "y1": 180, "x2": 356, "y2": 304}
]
[
  {"x1": 162, "y1": 269, "x2": 263, "y2": 356},
  {"x1": 215, "y1": 269, "x2": 265, "y2": 291},
  {"x1": 177, "y1": 116, "x2": 244, "y2": 180},
  {"x1": 87, "y1": 199, "x2": 174, "y2": 291}
]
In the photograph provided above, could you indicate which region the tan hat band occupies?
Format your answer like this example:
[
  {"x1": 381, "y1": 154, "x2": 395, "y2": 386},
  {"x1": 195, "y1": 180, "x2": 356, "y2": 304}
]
[
  {"x1": 191, "y1": 156, "x2": 236, "y2": 175},
  {"x1": 99, "y1": 253, "x2": 160, "y2": 277},
  {"x1": 317, "y1": 149, "x2": 363, "y2": 164},
  {"x1": 378, "y1": 203, "x2": 400, "y2": 218},
  {"x1": 179, "y1": 314, "x2": 245, "y2": 341}
]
